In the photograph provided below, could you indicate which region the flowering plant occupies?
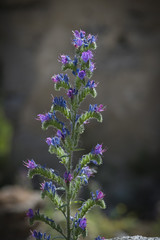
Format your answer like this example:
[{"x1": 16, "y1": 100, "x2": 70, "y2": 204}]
[{"x1": 25, "y1": 30, "x2": 106, "y2": 240}]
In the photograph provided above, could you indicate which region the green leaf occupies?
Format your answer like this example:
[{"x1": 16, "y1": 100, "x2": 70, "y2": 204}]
[
  {"x1": 50, "y1": 105, "x2": 71, "y2": 121},
  {"x1": 41, "y1": 191, "x2": 64, "y2": 210},
  {"x1": 77, "y1": 87, "x2": 97, "y2": 106},
  {"x1": 77, "y1": 198, "x2": 106, "y2": 219},
  {"x1": 28, "y1": 167, "x2": 64, "y2": 187},
  {"x1": 76, "y1": 111, "x2": 102, "y2": 126},
  {"x1": 42, "y1": 119, "x2": 63, "y2": 131},
  {"x1": 29, "y1": 212, "x2": 65, "y2": 237},
  {"x1": 49, "y1": 145, "x2": 69, "y2": 165},
  {"x1": 80, "y1": 152, "x2": 102, "y2": 168},
  {"x1": 54, "y1": 81, "x2": 71, "y2": 91},
  {"x1": 71, "y1": 178, "x2": 82, "y2": 200}
]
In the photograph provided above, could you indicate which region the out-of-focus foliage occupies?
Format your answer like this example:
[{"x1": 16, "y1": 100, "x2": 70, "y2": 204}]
[
  {"x1": 0, "y1": 103, "x2": 13, "y2": 184},
  {"x1": 0, "y1": 104, "x2": 13, "y2": 159}
]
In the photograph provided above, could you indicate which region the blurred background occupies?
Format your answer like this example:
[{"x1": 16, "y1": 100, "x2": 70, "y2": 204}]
[{"x1": 0, "y1": 0, "x2": 160, "y2": 239}]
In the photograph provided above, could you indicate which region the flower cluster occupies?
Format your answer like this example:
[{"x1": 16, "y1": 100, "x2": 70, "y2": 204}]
[
  {"x1": 72, "y1": 30, "x2": 97, "y2": 49},
  {"x1": 24, "y1": 30, "x2": 106, "y2": 240},
  {"x1": 51, "y1": 73, "x2": 69, "y2": 84},
  {"x1": 89, "y1": 104, "x2": 105, "y2": 113},
  {"x1": 53, "y1": 96, "x2": 67, "y2": 108},
  {"x1": 59, "y1": 55, "x2": 71, "y2": 65},
  {"x1": 40, "y1": 181, "x2": 56, "y2": 195},
  {"x1": 46, "y1": 136, "x2": 60, "y2": 147},
  {"x1": 86, "y1": 80, "x2": 98, "y2": 88},
  {"x1": 31, "y1": 230, "x2": 51, "y2": 240}
]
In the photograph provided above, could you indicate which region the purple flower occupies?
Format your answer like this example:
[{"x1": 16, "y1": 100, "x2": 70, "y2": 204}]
[
  {"x1": 79, "y1": 217, "x2": 87, "y2": 230},
  {"x1": 73, "y1": 30, "x2": 86, "y2": 39},
  {"x1": 24, "y1": 159, "x2": 37, "y2": 169},
  {"x1": 26, "y1": 208, "x2": 34, "y2": 218},
  {"x1": 59, "y1": 55, "x2": 71, "y2": 65},
  {"x1": 85, "y1": 80, "x2": 98, "y2": 88},
  {"x1": 89, "y1": 104, "x2": 105, "y2": 113},
  {"x1": 81, "y1": 50, "x2": 93, "y2": 63},
  {"x1": 67, "y1": 88, "x2": 78, "y2": 99},
  {"x1": 87, "y1": 34, "x2": 97, "y2": 44},
  {"x1": 36, "y1": 113, "x2": 52, "y2": 123},
  {"x1": 56, "y1": 128, "x2": 70, "y2": 140},
  {"x1": 46, "y1": 136, "x2": 60, "y2": 147},
  {"x1": 64, "y1": 171, "x2": 73, "y2": 183},
  {"x1": 40, "y1": 182, "x2": 45, "y2": 191},
  {"x1": 78, "y1": 70, "x2": 86, "y2": 80},
  {"x1": 46, "y1": 137, "x2": 52, "y2": 146},
  {"x1": 51, "y1": 74, "x2": 69, "y2": 84},
  {"x1": 51, "y1": 74, "x2": 60, "y2": 83},
  {"x1": 89, "y1": 61, "x2": 95, "y2": 72},
  {"x1": 81, "y1": 166, "x2": 94, "y2": 178},
  {"x1": 96, "y1": 190, "x2": 105, "y2": 200},
  {"x1": 73, "y1": 38, "x2": 83, "y2": 48},
  {"x1": 92, "y1": 144, "x2": 106, "y2": 155},
  {"x1": 96, "y1": 104, "x2": 105, "y2": 112},
  {"x1": 91, "y1": 190, "x2": 105, "y2": 201}
]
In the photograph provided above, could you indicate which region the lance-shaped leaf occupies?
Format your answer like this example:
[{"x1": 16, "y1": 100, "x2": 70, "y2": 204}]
[
  {"x1": 41, "y1": 190, "x2": 64, "y2": 211},
  {"x1": 76, "y1": 111, "x2": 102, "y2": 126},
  {"x1": 73, "y1": 153, "x2": 102, "y2": 180},
  {"x1": 54, "y1": 81, "x2": 71, "y2": 91},
  {"x1": 73, "y1": 125, "x2": 85, "y2": 148},
  {"x1": 77, "y1": 199, "x2": 106, "y2": 219},
  {"x1": 49, "y1": 145, "x2": 69, "y2": 165},
  {"x1": 42, "y1": 119, "x2": 63, "y2": 131},
  {"x1": 50, "y1": 105, "x2": 71, "y2": 120},
  {"x1": 75, "y1": 77, "x2": 85, "y2": 90},
  {"x1": 77, "y1": 87, "x2": 97, "y2": 106},
  {"x1": 29, "y1": 212, "x2": 66, "y2": 238},
  {"x1": 28, "y1": 166, "x2": 64, "y2": 187},
  {"x1": 80, "y1": 153, "x2": 102, "y2": 169},
  {"x1": 61, "y1": 62, "x2": 75, "y2": 71},
  {"x1": 70, "y1": 178, "x2": 82, "y2": 200}
]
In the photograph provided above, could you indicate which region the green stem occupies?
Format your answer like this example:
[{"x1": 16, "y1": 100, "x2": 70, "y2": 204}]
[{"x1": 66, "y1": 181, "x2": 71, "y2": 240}]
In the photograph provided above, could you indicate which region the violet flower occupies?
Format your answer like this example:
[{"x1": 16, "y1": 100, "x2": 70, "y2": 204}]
[
  {"x1": 91, "y1": 144, "x2": 106, "y2": 155},
  {"x1": 26, "y1": 208, "x2": 34, "y2": 218},
  {"x1": 36, "y1": 112, "x2": 52, "y2": 123},
  {"x1": 59, "y1": 55, "x2": 71, "y2": 65},
  {"x1": 89, "y1": 104, "x2": 105, "y2": 113},
  {"x1": 85, "y1": 80, "x2": 98, "y2": 88},
  {"x1": 79, "y1": 217, "x2": 87, "y2": 230},
  {"x1": 64, "y1": 171, "x2": 73, "y2": 183},
  {"x1": 67, "y1": 88, "x2": 78, "y2": 99},
  {"x1": 24, "y1": 159, "x2": 37, "y2": 169},
  {"x1": 51, "y1": 73, "x2": 69, "y2": 84},
  {"x1": 78, "y1": 70, "x2": 86, "y2": 80},
  {"x1": 81, "y1": 50, "x2": 93, "y2": 63}
]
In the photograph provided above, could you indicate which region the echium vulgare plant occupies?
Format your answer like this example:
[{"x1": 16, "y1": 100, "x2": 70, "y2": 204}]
[{"x1": 24, "y1": 30, "x2": 106, "y2": 240}]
